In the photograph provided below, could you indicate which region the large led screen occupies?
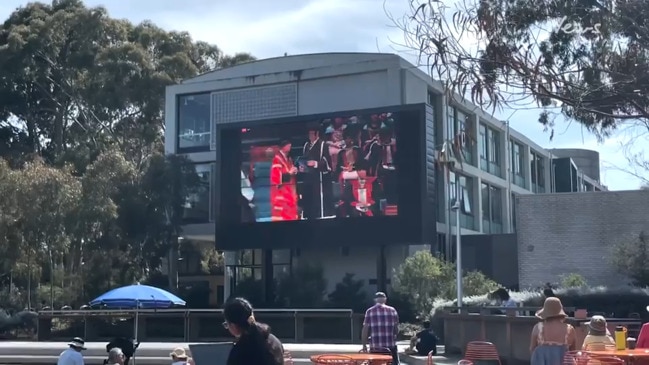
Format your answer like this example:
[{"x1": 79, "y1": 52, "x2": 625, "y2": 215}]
[{"x1": 240, "y1": 112, "x2": 399, "y2": 223}]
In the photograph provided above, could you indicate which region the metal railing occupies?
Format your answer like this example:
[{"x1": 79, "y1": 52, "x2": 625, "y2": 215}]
[{"x1": 32, "y1": 308, "x2": 359, "y2": 343}]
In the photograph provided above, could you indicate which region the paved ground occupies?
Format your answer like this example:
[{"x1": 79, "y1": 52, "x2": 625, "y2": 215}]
[{"x1": 0, "y1": 341, "x2": 459, "y2": 365}]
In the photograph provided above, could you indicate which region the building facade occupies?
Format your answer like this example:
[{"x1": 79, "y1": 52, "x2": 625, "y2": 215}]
[{"x1": 164, "y1": 52, "x2": 606, "y2": 304}]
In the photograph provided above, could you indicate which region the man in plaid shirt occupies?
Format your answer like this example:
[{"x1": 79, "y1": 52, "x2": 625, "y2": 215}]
[{"x1": 361, "y1": 292, "x2": 400, "y2": 365}]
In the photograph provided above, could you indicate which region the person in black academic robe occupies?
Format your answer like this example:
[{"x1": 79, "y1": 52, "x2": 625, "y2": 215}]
[
  {"x1": 364, "y1": 128, "x2": 398, "y2": 209},
  {"x1": 335, "y1": 128, "x2": 365, "y2": 217},
  {"x1": 298, "y1": 125, "x2": 334, "y2": 219}
]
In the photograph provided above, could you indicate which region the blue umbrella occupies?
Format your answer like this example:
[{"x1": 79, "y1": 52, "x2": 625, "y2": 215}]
[{"x1": 89, "y1": 284, "x2": 186, "y2": 308}]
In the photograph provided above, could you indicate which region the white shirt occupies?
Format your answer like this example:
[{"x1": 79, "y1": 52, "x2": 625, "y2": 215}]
[{"x1": 57, "y1": 348, "x2": 84, "y2": 365}]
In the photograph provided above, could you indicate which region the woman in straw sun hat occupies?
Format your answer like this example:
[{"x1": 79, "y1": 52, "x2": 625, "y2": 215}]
[{"x1": 530, "y1": 297, "x2": 577, "y2": 365}]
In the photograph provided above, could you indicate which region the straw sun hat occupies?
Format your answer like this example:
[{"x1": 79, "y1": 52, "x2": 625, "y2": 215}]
[{"x1": 535, "y1": 297, "x2": 567, "y2": 320}]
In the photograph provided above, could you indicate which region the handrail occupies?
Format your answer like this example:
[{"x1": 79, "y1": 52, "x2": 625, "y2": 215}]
[
  {"x1": 443, "y1": 306, "x2": 577, "y2": 311},
  {"x1": 38, "y1": 308, "x2": 354, "y2": 315}
]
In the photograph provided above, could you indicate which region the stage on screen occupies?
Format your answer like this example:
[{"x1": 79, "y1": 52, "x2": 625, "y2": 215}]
[
  {"x1": 216, "y1": 104, "x2": 427, "y2": 249},
  {"x1": 240, "y1": 112, "x2": 399, "y2": 223}
]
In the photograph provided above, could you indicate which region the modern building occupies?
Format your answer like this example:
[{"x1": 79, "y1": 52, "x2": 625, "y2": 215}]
[{"x1": 164, "y1": 52, "x2": 606, "y2": 305}]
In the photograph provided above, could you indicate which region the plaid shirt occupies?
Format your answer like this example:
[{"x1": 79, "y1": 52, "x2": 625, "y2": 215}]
[{"x1": 363, "y1": 303, "x2": 399, "y2": 350}]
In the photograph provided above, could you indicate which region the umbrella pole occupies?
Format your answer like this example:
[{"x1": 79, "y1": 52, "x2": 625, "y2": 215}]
[{"x1": 133, "y1": 301, "x2": 139, "y2": 365}]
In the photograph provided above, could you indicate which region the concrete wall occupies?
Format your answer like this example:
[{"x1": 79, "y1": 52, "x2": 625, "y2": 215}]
[{"x1": 516, "y1": 190, "x2": 649, "y2": 288}]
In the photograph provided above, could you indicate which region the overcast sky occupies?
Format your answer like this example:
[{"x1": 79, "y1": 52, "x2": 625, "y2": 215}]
[{"x1": 0, "y1": 0, "x2": 645, "y2": 190}]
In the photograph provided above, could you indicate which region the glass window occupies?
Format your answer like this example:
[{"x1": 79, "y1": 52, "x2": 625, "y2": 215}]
[
  {"x1": 488, "y1": 129, "x2": 499, "y2": 163},
  {"x1": 512, "y1": 141, "x2": 522, "y2": 175},
  {"x1": 537, "y1": 155, "x2": 545, "y2": 187},
  {"x1": 490, "y1": 186, "x2": 502, "y2": 223},
  {"x1": 531, "y1": 152, "x2": 539, "y2": 185},
  {"x1": 459, "y1": 175, "x2": 472, "y2": 214},
  {"x1": 449, "y1": 171, "x2": 457, "y2": 205},
  {"x1": 479, "y1": 124, "x2": 487, "y2": 159},
  {"x1": 481, "y1": 182, "x2": 490, "y2": 221},
  {"x1": 447, "y1": 105, "x2": 456, "y2": 139},
  {"x1": 273, "y1": 249, "x2": 291, "y2": 264},
  {"x1": 178, "y1": 93, "x2": 211, "y2": 150},
  {"x1": 183, "y1": 163, "x2": 211, "y2": 224},
  {"x1": 457, "y1": 111, "x2": 467, "y2": 132}
]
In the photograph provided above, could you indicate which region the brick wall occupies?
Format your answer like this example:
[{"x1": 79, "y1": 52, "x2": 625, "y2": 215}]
[{"x1": 516, "y1": 190, "x2": 649, "y2": 288}]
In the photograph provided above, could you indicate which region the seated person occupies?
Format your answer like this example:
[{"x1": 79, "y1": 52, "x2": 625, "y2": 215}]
[
  {"x1": 407, "y1": 321, "x2": 438, "y2": 356},
  {"x1": 582, "y1": 315, "x2": 615, "y2": 350}
]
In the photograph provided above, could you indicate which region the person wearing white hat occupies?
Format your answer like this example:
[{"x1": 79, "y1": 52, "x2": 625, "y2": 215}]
[
  {"x1": 170, "y1": 347, "x2": 193, "y2": 365},
  {"x1": 57, "y1": 337, "x2": 86, "y2": 365}
]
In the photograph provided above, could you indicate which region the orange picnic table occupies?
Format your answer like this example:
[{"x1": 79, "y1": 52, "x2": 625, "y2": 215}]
[{"x1": 310, "y1": 353, "x2": 393, "y2": 365}]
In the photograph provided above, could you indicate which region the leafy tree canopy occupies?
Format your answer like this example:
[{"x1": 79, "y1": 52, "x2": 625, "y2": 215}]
[
  {"x1": 0, "y1": 0, "x2": 254, "y2": 311},
  {"x1": 396, "y1": 0, "x2": 649, "y2": 138}
]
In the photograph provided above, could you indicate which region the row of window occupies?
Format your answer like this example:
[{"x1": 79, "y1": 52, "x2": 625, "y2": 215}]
[
  {"x1": 445, "y1": 102, "x2": 547, "y2": 192},
  {"x1": 445, "y1": 171, "x2": 510, "y2": 233}
]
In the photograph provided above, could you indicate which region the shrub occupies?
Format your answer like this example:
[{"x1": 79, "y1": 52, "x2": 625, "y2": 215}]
[
  {"x1": 393, "y1": 251, "x2": 500, "y2": 318},
  {"x1": 560, "y1": 273, "x2": 588, "y2": 288}
]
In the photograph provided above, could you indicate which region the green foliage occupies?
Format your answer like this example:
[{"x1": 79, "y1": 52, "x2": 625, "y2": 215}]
[
  {"x1": 611, "y1": 232, "x2": 649, "y2": 286},
  {"x1": 560, "y1": 273, "x2": 588, "y2": 288},
  {"x1": 0, "y1": 0, "x2": 254, "y2": 309},
  {"x1": 392, "y1": 251, "x2": 500, "y2": 318},
  {"x1": 327, "y1": 273, "x2": 368, "y2": 313},
  {"x1": 399, "y1": 0, "x2": 649, "y2": 137}
]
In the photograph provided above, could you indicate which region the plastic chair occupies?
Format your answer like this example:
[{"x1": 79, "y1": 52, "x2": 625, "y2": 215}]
[
  {"x1": 283, "y1": 351, "x2": 293, "y2": 365},
  {"x1": 584, "y1": 356, "x2": 624, "y2": 365},
  {"x1": 458, "y1": 360, "x2": 473, "y2": 365},
  {"x1": 463, "y1": 341, "x2": 501, "y2": 365},
  {"x1": 313, "y1": 354, "x2": 356, "y2": 365},
  {"x1": 563, "y1": 350, "x2": 589, "y2": 365}
]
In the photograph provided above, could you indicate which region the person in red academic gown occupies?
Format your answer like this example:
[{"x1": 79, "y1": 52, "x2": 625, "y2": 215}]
[{"x1": 270, "y1": 140, "x2": 298, "y2": 221}]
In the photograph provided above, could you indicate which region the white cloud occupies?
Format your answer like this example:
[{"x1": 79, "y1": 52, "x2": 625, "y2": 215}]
[{"x1": 0, "y1": 0, "x2": 646, "y2": 190}]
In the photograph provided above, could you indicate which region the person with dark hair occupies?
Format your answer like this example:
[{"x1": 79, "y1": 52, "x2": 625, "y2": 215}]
[
  {"x1": 106, "y1": 337, "x2": 139, "y2": 365},
  {"x1": 407, "y1": 321, "x2": 438, "y2": 356},
  {"x1": 224, "y1": 297, "x2": 284, "y2": 365},
  {"x1": 299, "y1": 125, "x2": 333, "y2": 219},
  {"x1": 543, "y1": 283, "x2": 555, "y2": 298},
  {"x1": 491, "y1": 288, "x2": 517, "y2": 307}
]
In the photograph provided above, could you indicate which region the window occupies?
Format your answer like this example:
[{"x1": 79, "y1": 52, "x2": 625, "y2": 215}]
[
  {"x1": 481, "y1": 182, "x2": 490, "y2": 225},
  {"x1": 456, "y1": 111, "x2": 472, "y2": 164},
  {"x1": 479, "y1": 124, "x2": 501, "y2": 176},
  {"x1": 183, "y1": 163, "x2": 212, "y2": 224},
  {"x1": 447, "y1": 105, "x2": 456, "y2": 139},
  {"x1": 450, "y1": 172, "x2": 473, "y2": 214},
  {"x1": 510, "y1": 140, "x2": 525, "y2": 188},
  {"x1": 531, "y1": 151, "x2": 546, "y2": 192},
  {"x1": 427, "y1": 90, "x2": 435, "y2": 105},
  {"x1": 479, "y1": 124, "x2": 488, "y2": 160},
  {"x1": 178, "y1": 93, "x2": 211, "y2": 151},
  {"x1": 449, "y1": 172, "x2": 475, "y2": 229},
  {"x1": 481, "y1": 182, "x2": 503, "y2": 233},
  {"x1": 490, "y1": 186, "x2": 502, "y2": 224},
  {"x1": 488, "y1": 129, "x2": 499, "y2": 163}
]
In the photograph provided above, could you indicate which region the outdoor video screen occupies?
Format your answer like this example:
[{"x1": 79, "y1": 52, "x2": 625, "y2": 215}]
[{"x1": 239, "y1": 112, "x2": 399, "y2": 223}]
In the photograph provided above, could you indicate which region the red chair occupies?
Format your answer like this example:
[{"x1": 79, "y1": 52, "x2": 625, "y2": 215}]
[
  {"x1": 463, "y1": 341, "x2": 501, "y2": 365},
  {"x1": 563, "y1": 350, "x2": 589, "y2": 365},
  {"x1": 283, "y1": 350, "x2": 293, "y2": 365},
  {"x1": 457, "y1": 360, "x2": 473, "y2": 365},
  {"x1": 584, "y1": 356, "x2": 624, "y2": 365}
]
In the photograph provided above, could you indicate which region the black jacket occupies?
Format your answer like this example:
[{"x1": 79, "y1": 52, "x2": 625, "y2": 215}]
[{"x1": 227, "y1": 332, "x2": 284, "y2": 365}]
